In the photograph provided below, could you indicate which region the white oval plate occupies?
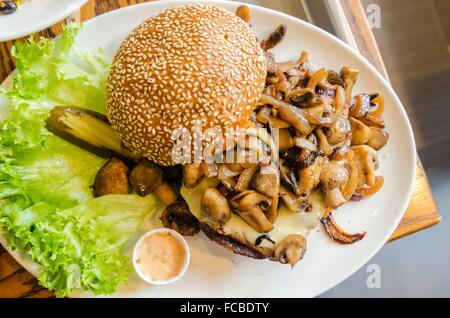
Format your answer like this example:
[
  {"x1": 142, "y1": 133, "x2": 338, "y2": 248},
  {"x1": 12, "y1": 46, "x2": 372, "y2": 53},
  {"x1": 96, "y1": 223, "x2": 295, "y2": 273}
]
[
  {"x1": 0, "y1": 0, "x2": 416, "y2": 298},
  {"x1": 0, "y1": 0, "x2": 88, "y2": 41}
]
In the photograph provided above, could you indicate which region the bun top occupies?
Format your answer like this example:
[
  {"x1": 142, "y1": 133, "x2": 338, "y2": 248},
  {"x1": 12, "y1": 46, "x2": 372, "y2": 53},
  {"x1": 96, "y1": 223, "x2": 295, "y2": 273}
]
[{"x1": 106, "y1": 4, "x2": 267, "y2": 166}]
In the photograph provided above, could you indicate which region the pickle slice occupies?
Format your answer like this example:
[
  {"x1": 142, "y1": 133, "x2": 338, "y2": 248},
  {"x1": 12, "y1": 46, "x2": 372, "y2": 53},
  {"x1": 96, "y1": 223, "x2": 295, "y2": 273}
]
[{"x1": 46, "y1": 106, "x2": 135, "y2": 159}]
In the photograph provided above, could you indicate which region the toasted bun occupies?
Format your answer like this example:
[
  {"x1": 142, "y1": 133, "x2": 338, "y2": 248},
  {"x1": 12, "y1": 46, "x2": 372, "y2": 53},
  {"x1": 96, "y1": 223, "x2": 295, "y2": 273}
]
[{"x1": 106, "y1": 4, "x2": 267, "y2": 166}]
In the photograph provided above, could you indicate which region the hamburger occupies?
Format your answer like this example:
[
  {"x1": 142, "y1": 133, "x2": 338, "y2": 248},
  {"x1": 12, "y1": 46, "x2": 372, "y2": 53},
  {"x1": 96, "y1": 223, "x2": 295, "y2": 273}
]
[
  {"x1": 107, "y1": 4, "x2": 267, "y2": 166},
  {"x1": 83, "y1": 3, "x2": 380, "y2": 266}
]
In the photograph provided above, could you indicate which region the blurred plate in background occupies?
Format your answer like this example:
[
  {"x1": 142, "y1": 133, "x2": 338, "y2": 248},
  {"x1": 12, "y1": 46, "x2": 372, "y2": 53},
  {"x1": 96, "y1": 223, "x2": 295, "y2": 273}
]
[{"x1": 0, "y1": 0, "x2": 88, "y2": 41}]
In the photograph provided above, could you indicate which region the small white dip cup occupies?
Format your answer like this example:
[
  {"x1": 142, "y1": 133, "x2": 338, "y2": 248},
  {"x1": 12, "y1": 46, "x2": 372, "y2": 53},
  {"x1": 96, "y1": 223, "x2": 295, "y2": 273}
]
[{"x1": 132, "y1": 228, "x2": 190, "y2": 285}]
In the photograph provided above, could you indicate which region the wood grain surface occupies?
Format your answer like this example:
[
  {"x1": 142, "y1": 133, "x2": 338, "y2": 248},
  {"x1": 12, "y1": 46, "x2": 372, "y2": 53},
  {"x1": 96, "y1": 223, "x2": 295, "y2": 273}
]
[{"x1": 0, "y1": 0, "x2": 440, "y2": 298}]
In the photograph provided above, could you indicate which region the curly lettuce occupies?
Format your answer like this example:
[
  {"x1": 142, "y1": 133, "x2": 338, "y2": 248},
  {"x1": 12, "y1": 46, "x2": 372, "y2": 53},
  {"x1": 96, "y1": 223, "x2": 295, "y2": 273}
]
[{"x1": 0, "y1": 24, "x2": 155, "y2": 297}]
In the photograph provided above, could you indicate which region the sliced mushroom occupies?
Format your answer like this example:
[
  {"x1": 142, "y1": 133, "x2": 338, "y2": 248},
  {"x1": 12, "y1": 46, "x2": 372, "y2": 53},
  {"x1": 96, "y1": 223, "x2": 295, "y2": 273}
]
[
  {"x1": 277, "y1": 60, "x2": 301, "y2": 73},
  {"x1": 320, "y1": 162, "x2": 349, "y2": 208},
  {"x1": 370, "y1": 94, "x2": 385, "y2": 117},
  {"x1": 299, "y1": 51, "x2": 309, "y2": 64},
  {"x1": 325, "y1": 117, "x2": 351, "y2": 145},
  {"x1": 129, "y1": 160, "x2": 163, "y2": 196},
  {"x1": 279, "y1": 158, "x2": 300, "y2": 193},
  {"x1": 367, "y1": 127, "x2": 389, "y2": 150},
  {"x1": 275, "y1": 128, "x2": 294, "y2": 152},
  {"x1": 287, "y1": 88, "x2": 316, "y2": 107},
  {"x1": 274, "y1": 69, "x2": 290, "y2": 94},
  {"x1": 268, "y1": 195, "x2": 280, "y2": 224},
  {"x1": 218, "y1": 163, "x2": 241, "y2": 179},
  {"x1": 304, "y1": 106, "x2": 338, "y2": 127},
  {"x1": 252, "y1": 163, "x2": 280, "y2": 198},
  {"x1": 201, "y1": 188, "x2": 232, "y2": 224},
  {"x1": 333, "y1": 86, "x2": 347, "y2": 116},
  {"x1": 352, "y1": 145, "x2": 379, "y2": 187},
  {"x1": 361, "y1": 114, "x2": 385, "y2": 129},
  {"x1": 324, "y1": 188, "x2": 347, "y2": 208},
  {"x1": 293, "y1": 136, "x2": 317, "y2": 151},
  {"x1": 333, "y1": 137, "x2": 352, "y2": 159},
  {"x1": 349, "y1": 94, "x2": 386, "y2": 128},
  {"x1": 183, "y1": 163, "x2": 204, "y2": 188},
  {"x1": 261, "y1": 24, "x2": 287, "y2": 51},
  {"x1": 307, "y1": 68, "x2": 328, "y2": 90},
  {"x1": 230, "y1": 191, "x2": 274, "y2": 233},
  {"x1": 286, "y1": 87, "x2": 314, "y2": 100},
  {"x1": 320, "y1": 162, "x2": 349, "y2": 191},
  {"x1": 316, "y1": 127, "x2": 333, "y2": 156},
  {"x1": 238, "y1": 135, "x2": 262, "y2": 152},
  {"x1": 220, "y1": 177, "x2": 236, "y2": 191},
  {"x1": 256, "y1": 106, "x2": 272, "y2": 124},
  {"x1": 279, "y1": 185, "x2": 307, "y2": 212},
  {"x1": 350, "y1": 94, "x2": 372, "y2": 119},
  {"x1": 160, "y1": 202, "x2": 200, "y2": 236},
  {"x1": 93, "y1": 158, "x2": 130, "y2": 197},
  {"x1": 341, "y1": 66, "x2": 359, "y2": 103},
  {"x1": 339, "y1": 150, "x2": 359, "y2": 201},
  {"x1": 354, "y1": 176, "x2": 384, "y2": 198},
  {"x1": 260, "y1": 94, "x2": 313, "y2": 135},
  {"x1": 201, "y1": 162, "x2": 218, "y2": 178},
  {"x1": 264, "y1": 51, "x2": 277, "y2": 74},
  {"x1": 246, "y1": 127, "x2": 280, "y2": 163},
  {"x1": 350, "y1": 117, "x2": 371, "y2": 145},
  {"x1": 296, "y1": 157, "x2": 326, "y2": 196},
  {"x1": 154, "y1": 182, "x2": 178, "y2": 205},
  {"x1": 306, "y1": 104, "x2": 324, "y2": 120},
  {"x1": 274, "y1": 234, "x2": 307, "y2": 267},
  {"x1": 268, "y1": 116, "x2": 291, "y2": 129},
  {"x1": 327, "y1": 69, "x2": 345, "y2": 87},
  {"x1": 283, "y1": 146, "x2": 320, "y2": 169},
  {"x1": 235, "y1": 164, "x2": 258, "y2": 192}
]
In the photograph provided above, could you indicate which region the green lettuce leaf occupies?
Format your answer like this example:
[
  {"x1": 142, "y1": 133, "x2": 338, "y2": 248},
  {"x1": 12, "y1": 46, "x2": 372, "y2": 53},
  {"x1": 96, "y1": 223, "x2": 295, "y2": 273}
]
[
  {"x1": 0, "y1": 24, "x2": 155, "y2": 297},
  {"x1": 6, "y1": 23, "x2": 109, "y2": 114}
]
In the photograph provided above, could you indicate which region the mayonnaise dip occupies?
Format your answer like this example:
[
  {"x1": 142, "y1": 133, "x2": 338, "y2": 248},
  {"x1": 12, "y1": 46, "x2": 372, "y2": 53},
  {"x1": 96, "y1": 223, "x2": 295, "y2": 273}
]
[{"x1": 133, "y1": 228, "x2": 190, "y2": 285}]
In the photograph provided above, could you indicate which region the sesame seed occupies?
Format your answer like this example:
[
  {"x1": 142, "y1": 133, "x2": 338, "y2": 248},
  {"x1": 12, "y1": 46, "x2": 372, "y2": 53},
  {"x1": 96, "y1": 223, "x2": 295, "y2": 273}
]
[{"x1": 106, "y1": 4, "x2": 267, "y2": 166}]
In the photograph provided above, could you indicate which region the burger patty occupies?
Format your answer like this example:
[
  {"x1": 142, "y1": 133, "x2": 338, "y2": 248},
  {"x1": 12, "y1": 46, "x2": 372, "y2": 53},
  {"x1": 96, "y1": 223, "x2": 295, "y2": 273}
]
[{"x1": 199, "y1": 221, "x2": 276, "y2": 262}]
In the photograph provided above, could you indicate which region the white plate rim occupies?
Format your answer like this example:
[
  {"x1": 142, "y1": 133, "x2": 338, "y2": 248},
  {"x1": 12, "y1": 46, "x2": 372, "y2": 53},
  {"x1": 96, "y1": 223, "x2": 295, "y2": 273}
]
[{"x1": 0, "y1": 0, "x2": 417, "y2": 298}]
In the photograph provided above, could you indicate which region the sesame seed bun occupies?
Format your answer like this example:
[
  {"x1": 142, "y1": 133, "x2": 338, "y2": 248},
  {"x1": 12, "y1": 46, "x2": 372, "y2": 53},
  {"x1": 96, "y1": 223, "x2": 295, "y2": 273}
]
[{"x1": 106, "y1": 4, "x2": 267, "y2": 166}]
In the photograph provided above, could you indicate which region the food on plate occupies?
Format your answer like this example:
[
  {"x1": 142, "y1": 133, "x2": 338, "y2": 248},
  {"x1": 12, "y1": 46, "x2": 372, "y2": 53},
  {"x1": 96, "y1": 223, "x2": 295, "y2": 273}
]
[
  {"x1": 133, "y1": 229, "x2": 189, "y2": 285},
  {"x1": 106, "y1": 4, "x2": 267, "y2": 166},
  {"x1": 153, "y1": 181, "x2": 179, "y2": 205},
  {"x1": 236, "y1": 4, "x2": 251, "y2": 23},
  {"x1": 0, "y1": 24, "x2": 156, "y2": 297},
  {"x1": 0, "y1": 1, "x2": 17, "y2": 15},
  {"x1": 0, "y1": 4, "x2": 389, "y2": 297},
  {"x1": 93, "y1": 158, "x2": 130, "y2": 197},
  {"x1": 130, "y1": 160, "x2": 163, "y2": 196},
  {"x1": 260, "y1": 23, "x2": 287, "y2": 51},
  {"x1": 46, "y1": 106, "x2": 134, "y2": 159},
  {"x1": 160, "y1": 202, "x2": 200, "y2": 236}
]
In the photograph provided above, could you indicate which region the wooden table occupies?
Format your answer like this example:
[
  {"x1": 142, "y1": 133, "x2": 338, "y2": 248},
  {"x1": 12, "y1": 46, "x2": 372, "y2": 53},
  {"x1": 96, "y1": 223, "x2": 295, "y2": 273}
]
[{"x1": 0, "y1": 0, "x2": 440, "y2": 298}]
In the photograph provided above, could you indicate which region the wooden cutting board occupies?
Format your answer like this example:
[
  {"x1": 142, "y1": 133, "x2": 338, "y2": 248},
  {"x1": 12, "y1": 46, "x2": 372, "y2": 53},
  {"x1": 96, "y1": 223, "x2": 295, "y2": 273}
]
[{"x1": 0, "y1": 0, "x2": 440, "y2": 298}]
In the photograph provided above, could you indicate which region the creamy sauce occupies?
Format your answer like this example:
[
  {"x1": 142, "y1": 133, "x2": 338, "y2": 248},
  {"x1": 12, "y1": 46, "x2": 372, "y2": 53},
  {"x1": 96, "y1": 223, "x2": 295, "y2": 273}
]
[
  {"x1": 135, "y1": 233, "x2": 186, "y2": 281},
  {"x1": 181, "y1": 178, "x2": 326, "y2": 249}
]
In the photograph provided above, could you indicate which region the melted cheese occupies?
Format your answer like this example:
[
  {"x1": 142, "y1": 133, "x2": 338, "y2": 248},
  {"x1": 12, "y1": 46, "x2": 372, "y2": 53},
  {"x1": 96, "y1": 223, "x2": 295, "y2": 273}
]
[{"x1": 181, "y1": 178, "x2": 326, "y2": 249}]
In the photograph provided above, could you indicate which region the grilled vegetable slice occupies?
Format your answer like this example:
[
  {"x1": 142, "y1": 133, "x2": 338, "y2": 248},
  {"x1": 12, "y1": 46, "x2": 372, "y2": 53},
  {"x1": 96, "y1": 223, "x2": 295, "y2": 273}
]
[
  {"x1": 160, "y1": 202, "x2": 200, "y2": 236},
  {"x1": 46, "y1": 106, "x2": 134, "y2": 159}
]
